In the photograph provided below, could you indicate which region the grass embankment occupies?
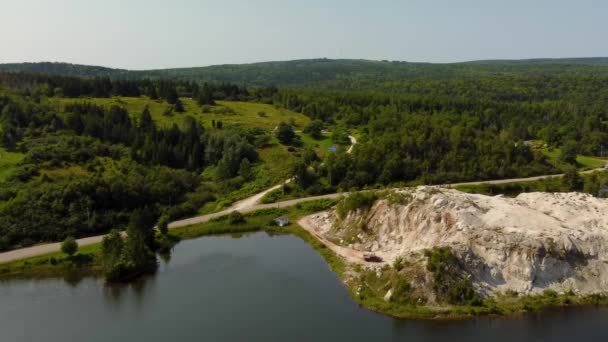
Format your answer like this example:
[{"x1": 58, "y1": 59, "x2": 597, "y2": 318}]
[
  {"x1": 357, "y1": 286, "x2": 608, "y2": 319},
  {"x1": 0, "y1": 199, "x2": 338, "y2": 280},
  {"x1": 0, "y1": 243, "x2": 102, "y2": 279}
]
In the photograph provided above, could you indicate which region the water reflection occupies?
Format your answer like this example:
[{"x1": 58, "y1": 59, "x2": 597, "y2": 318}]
[{"x1": 62, "y1": 269, "x2": 86, "y2": 287}]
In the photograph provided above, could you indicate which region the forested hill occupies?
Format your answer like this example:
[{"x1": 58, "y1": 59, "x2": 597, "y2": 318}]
[
  {"x1": 2, "y1": 58, "x2": 608, "y2": 86},
  {"x1": 0, "y1": 62, "x2": 128, "y2": 78},
  {"x1": 464, "y1": 57, "x2": 608, "y2": 66}
]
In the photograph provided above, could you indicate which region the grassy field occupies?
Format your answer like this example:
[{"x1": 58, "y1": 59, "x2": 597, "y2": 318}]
[
  {"x1": 299, "y1": 132, "x2": 336, "y2": 157},
  {"x1": 0, "y1": 243, "x2": 101, "y2": 279},
  {"x1": 540, "y1": 147, "x2": 606, "y2": 170},
  {"x1": 0, "y1": 147, "x2": 25, "y2": 182},
  {"x1": 54, "y1": 97, "x2": 310, "y2": 130},
  {"x1": 39, "y1": 165, "x2": 88, "y2": 179}
]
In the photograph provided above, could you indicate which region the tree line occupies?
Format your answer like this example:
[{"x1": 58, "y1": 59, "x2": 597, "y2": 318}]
[{"x1": 0, "y1": 71, "x2": 253, "y2": 104}]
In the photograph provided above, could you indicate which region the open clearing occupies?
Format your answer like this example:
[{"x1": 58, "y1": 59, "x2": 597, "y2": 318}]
[
  {"x1": 540, "y1": 147, "x2": 606, "y2": 170},
  {"x1": 54, "y1": 97, "x2": 310, "y2": 130}
]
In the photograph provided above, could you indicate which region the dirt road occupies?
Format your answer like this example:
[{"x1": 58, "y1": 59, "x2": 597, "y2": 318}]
[
  {"x1": 1, "y1": 162, "x2": 605, "y2": 264},
  {"x1": 298, "y1": 215, "x2": 387, "y2": 266},
  {"x1": 444, "y1": 167, "x2": 605, "y2": 187}
]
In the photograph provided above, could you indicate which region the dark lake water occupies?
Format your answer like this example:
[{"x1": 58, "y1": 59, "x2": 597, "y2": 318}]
[{"x1": 2, "y1": 232, "x2": 608, "y2": 342}]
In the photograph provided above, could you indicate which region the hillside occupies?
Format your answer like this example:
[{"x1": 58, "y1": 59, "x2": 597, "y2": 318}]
[{"x1": 3, "y1": 58, "x2": 608, "y2": 86}]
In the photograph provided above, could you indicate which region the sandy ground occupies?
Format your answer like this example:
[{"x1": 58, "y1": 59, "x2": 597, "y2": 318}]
[{"x1": 298, "y1": 215, "x2": 387, "y2": 266}]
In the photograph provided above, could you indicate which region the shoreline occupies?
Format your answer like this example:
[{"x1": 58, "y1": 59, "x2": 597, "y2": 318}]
[{"x1": 2, "y1": 205, "x2": 608, "y2": 320}]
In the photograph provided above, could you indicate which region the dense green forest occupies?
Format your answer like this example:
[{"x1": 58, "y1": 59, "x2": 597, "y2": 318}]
[
  {"x1": 0, "y1": 79, "x2": 259, "y2": 252},
  {"x1": 1, "y1": 58, "x2": 608, "y2": 252},
  {"x1": 272, "y1": 74, "x2": 608, "y2": 188}
]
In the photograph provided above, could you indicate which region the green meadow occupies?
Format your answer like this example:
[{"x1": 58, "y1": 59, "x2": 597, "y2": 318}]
[{"x1": 54, "y1": 97, "x2": 310, "y2": 130}]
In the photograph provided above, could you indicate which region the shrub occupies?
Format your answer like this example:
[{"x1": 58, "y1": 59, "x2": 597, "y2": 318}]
[
  {"x1": 260, "y1": 189, "x2": 283, "y2": 204},
  {"x1": 296, "y1": 199, "x2": 337, "y2": 213},
  {"x1": 543, "y1": 289, "x2": 558, "y2": 298},
  {"x1": 61, "y1": 236, "x2": 78, "y2": 257},
  {"x1": 303, "y1": 120, "x2": 324, "y2": 139},
  {"x1": 228, "y1": 211, "x2": 246, "y2": 225},
  {"x1": 425, "y1": 247, "x2": 481, "y2": 305},
  {"x1": 391, "y1": 276, "x2": 418, "y2": 305},
  {"x1": 157, "y1": 215, "x2": 170, "y2": 235},
  {"x1": 393, "y1": 256, "x2": 405, "y2": 271},
  {"x1": 275, "y1": 122, "x2": 296, "y2": 145},
  {"x1": 336, "y1": 191, "x2": 378, "y2": 218}
]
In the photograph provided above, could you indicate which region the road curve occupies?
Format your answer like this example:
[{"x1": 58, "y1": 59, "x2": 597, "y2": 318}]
[
  {"x1": 346, "y1": 135, "x2": 357, "y2": 154},
  {"x1": 1, "y1": 164, "x2": 605, "y2": 264}
]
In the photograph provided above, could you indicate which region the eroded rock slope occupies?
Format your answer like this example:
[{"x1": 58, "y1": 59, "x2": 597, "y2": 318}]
[{"x1": 305, "y1": 187, "x2": 608, "y2": 296}]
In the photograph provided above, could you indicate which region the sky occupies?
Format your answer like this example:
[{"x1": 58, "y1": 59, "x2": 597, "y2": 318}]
[{"x1": 0, "y1": 0, "x2": 607, "y2": 70}]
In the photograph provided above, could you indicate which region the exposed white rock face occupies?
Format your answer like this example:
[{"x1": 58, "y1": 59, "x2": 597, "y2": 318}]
[{"x1": 316, "y1": 187, "x2": 608, "y2": 296}]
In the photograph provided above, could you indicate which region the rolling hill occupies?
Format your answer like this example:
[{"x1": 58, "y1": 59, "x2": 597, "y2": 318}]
[{"x1": 2, "y1": 57, "x2": 608, "y2": 86}]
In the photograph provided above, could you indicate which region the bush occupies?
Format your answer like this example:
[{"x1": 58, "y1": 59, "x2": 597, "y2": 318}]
[
  {"x1": 260, "y1": 189, "x2": 283, "y2": 204},
  {"x1": 304, "y1": 120, "x2": 324, "y2": 139},
  {"x1": 562, "y1": 166, "x2": 583, "y2": 191},
  {"x1": 331, "y1": 128, "x2": 351, "y2": 145},
  {"x1": 296, "y1": 199, "x2": 337, "y2": 213},
  {"x1": 336, "y1": 191, "x2": 378, "y2": 218},
  {"x1": 61, "y1": 236, "x2": 78, "y2": 257},
  {"x1": 560, "y1": 141, "x2": 579, "y2": 166},
  {"x1": 425, "y1": 247, "x2": 481, "y2": 305},
  {"x1": 275, "y1": 122, "x2": 296, "y2": 145},
  {"x1": 157, "y1": 215, "x2": 170, "y2": 235},
  {"x1": 228, "y1": 211, "x2": 246, "y2": 225},
  {"x1": 393, "y1": 256, "x2": 405, "y2": 271}
]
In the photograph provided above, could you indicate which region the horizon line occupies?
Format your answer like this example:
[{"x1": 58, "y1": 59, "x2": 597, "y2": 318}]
[{"x1": 1, "y1": 56, "x2": 608, "y2": 71}]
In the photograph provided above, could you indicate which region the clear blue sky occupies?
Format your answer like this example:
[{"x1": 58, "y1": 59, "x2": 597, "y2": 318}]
[{"x1": 1, "y1": 0, "x2": 606, "y2": 69}]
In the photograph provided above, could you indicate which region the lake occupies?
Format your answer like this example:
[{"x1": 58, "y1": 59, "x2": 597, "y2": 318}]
[{"x1": 1, "y1": 232, "x2": 608, "y2": 341}]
